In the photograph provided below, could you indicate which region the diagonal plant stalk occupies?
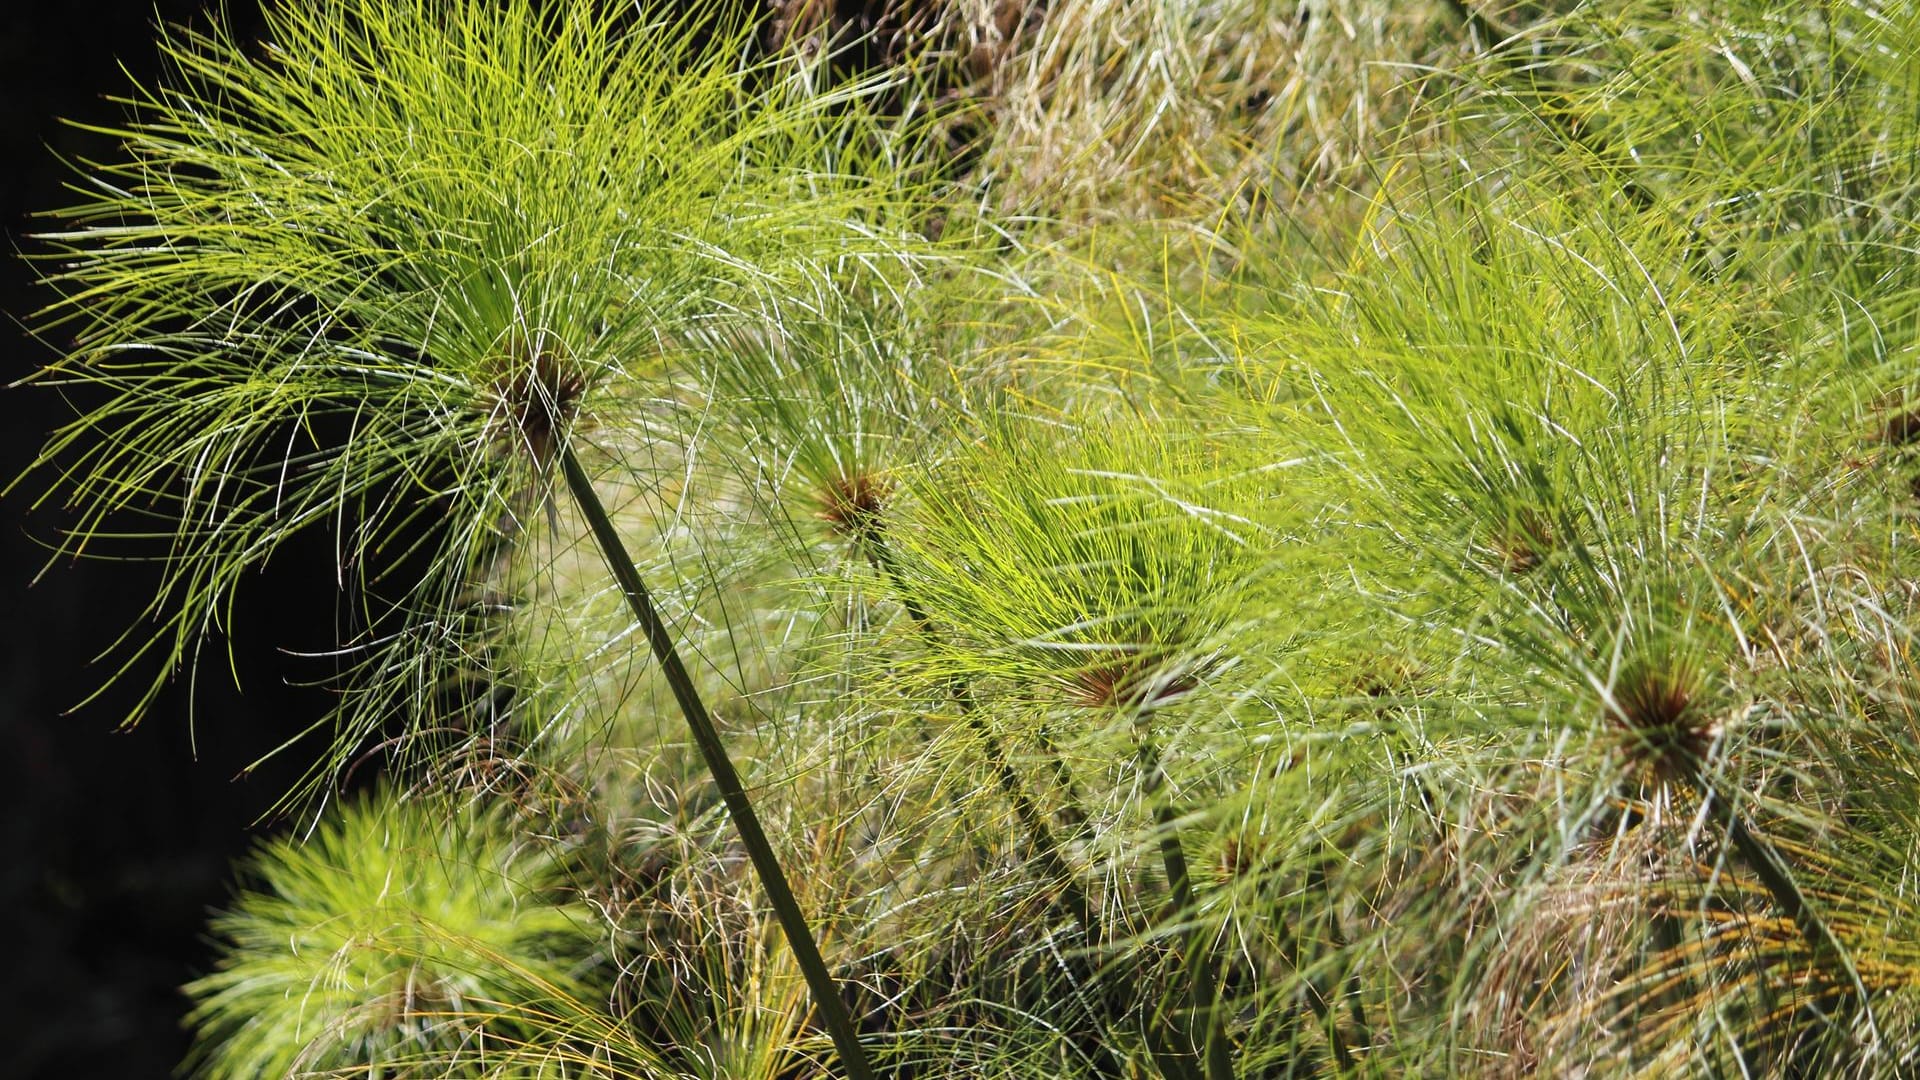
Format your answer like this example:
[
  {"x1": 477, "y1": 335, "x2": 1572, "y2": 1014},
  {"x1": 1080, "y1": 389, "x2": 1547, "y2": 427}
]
[
  {"x1": 862, "y1": 528, "x2": 1158, "y2": 1079},
  {"x1": 867, "y1": 419, "x2": 1268, "y2": 1077},
  {"x1": 867, "y1": 523, "x2": 1213, "y2": 1079},
  {"x1": 1699, "y1": 778, "x2": 1882, "y2": 1043},
  {"x1": 1134, "y1": 718, "x2": 1234, "y2": 1080},
  {"x1": 1300, "y1": 862, "x2": 1360, "y2": 1074},
  {"x1": 560, "y1": 444, "x2": 876, "y2": 1080},
  {"x1": 864, "y1": 532, "x2": 1099, "y2": 930},
  {"x1": 696, "y1": 295, "x2": 1148, "y2": 1070}
]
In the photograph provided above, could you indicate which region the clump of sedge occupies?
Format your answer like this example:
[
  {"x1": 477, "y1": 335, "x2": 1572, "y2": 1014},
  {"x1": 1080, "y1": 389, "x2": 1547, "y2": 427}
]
[
  {"x1": 1488, "y1": 508, "x2": 1556, "y2": 573},
  {"x1": 1066, "y1": 649, "x2": 1203, "y2": 711}
]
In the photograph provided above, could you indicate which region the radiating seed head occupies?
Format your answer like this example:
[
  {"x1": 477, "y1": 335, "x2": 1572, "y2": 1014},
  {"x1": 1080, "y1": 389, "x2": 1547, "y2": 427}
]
[
  {"x1": 1490, "y1": 508, "x2": 1555, "y2": 573},
  {"x1": 1065, "y1": 649, "x2": 1201, "y2": 711}
]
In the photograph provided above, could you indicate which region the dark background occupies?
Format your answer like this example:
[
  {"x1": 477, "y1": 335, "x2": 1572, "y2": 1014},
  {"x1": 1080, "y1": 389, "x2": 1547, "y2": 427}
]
[{"x1": 0, "y1": 3, "x2": 336, "y2": 1077}]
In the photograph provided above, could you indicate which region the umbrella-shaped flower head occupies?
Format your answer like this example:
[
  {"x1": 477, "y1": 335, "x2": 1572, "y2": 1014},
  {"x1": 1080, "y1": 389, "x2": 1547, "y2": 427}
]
[{"x1": 20, "y1": 0, "x2": 917, "y2": 794}]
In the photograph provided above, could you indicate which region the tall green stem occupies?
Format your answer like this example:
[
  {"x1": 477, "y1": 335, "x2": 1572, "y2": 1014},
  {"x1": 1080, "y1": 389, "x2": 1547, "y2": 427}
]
[
  {"x1": 1136, "y1": 722, "x2": 1234, "y2": 1080},
  {"x1": 864, "y1": 534, "x2": 1097, "y2": 929},
  {"x1": 561, "y1": 445, "x2": 875, "y2": 1080},
  {"x1": 1302, "y1": 864, "x2": 1360, "y2": 1073},
  {"x1": 868, "y1": 534, "x2": 1092, "y2": 828},
  {"x1": 864, "y1": 527, "x2": 1222, "y2": 1078},
  {"x1": 1704, "y1": 782, "x2": 1880, "y2": 1042},
  {"x1": 863, "y1": 532, "x2": 1136, "y2": 1078}
]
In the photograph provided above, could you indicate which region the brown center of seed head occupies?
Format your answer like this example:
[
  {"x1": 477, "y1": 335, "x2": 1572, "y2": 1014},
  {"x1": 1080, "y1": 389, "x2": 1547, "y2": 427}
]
[
  {"x1": 815, "y1": 471, "x2": 891, "y2": 540},
  {"x1": 1492, "y1": 508, "x2": 1554, "y2": 573},
  {"x1": 492, "y1": 346, "x2": 586, "y2": 469},
  {"x1": 1067, "y1": 651, "x2": 1198, "y2": 711},
  {"x1": 1608, "y1": 657, "x2": 1713, "y2": 775}
]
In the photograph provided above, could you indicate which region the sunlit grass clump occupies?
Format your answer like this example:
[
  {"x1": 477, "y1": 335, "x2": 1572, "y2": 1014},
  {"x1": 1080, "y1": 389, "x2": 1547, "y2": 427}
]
[
  {"x1": 903, "y1": 422, "x2": 1253, "y2": 694},
  {"x1": 182, "y1": 791, "x2": 599, "y2": 1079},
  {"x1": 22, "y1": 0, "x2": 915, "y2": 797}
]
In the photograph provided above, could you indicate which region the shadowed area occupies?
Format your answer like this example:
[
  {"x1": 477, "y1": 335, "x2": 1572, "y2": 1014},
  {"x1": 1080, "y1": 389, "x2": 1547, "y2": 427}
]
[{"x1": 0, "y1": 4, "x2": 343, "y2": 1077}]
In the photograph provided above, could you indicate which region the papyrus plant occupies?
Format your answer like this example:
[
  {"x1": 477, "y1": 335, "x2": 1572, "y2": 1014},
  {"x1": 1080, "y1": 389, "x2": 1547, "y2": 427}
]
[
  {"x1": 183, "y1": 788, "x2": 601, "y2": 1079},
  {"x1": 17, "y1": 1, "x2": 931, "y2": 1074},
  {"x1": 893, "y1": 417, "x2": 1270, "y2": 1077}
]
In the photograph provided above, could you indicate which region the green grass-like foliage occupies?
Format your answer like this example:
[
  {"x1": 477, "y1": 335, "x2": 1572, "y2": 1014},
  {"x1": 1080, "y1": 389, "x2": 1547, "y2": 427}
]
[
  {"x1": 20, "y1": 0, "x2": 911, "y2": 799},
  {"x1": 182, "y1": 790, "x2": 599, "y2": 1079},
  {"x1": 899, "y1": 419, "x2": 1263, "y2": 710},
  {"x1": 22, "y1": 0, "x2": 1920, "y2": 1076}
]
